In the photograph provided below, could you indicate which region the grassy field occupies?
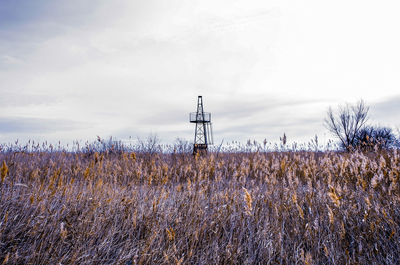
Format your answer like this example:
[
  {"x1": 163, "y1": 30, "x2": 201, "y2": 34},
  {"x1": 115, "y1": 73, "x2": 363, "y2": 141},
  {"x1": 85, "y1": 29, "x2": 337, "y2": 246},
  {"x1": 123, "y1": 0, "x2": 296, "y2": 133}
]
[{"x1": 0, "y1": 148, "x2": 399, "y2": 264}]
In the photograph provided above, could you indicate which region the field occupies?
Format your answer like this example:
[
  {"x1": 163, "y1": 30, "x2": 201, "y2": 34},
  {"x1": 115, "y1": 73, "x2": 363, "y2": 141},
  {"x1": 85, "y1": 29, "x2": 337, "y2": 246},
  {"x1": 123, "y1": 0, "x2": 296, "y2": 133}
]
[{"x1": 1, "y1": 146, "x2": 400, "y2": 264}]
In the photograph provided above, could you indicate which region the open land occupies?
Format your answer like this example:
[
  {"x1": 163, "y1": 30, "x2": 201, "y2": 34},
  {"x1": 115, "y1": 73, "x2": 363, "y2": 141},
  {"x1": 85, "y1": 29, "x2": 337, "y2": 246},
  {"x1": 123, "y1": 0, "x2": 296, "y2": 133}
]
[{"x1": 1, "y1": 148, "x2": 400, "y2": 264}]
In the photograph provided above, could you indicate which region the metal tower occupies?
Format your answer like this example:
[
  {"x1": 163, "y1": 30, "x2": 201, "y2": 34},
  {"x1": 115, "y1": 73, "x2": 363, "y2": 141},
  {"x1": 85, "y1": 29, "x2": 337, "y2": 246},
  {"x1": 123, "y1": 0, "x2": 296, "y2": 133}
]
[{"x1": 190, "y1": 96, "x2": 213, "y2": 155}]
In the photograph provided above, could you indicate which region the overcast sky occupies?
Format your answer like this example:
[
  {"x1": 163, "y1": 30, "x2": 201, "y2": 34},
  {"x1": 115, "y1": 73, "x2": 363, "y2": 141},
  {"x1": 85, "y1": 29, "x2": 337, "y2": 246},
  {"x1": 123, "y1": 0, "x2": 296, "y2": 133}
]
[{"x1": 1, "y1": 0, "x2": 399, "y2": 146}]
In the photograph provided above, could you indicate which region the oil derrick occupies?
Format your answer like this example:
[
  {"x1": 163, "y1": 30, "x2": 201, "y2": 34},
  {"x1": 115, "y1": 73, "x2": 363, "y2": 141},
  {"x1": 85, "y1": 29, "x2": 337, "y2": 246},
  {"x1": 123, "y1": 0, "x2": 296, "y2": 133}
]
[{"x1": 190, "y1": 96, "x2": 213, "y2": 155}]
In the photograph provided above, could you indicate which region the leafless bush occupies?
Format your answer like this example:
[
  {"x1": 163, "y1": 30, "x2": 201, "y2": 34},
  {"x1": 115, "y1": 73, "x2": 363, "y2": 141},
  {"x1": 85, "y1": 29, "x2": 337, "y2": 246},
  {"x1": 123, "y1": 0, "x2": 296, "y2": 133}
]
[
  {"x1": 325, "y1": 100, "x2": 369, "y2": 151},
  {"x1": 355, "y1": 126, "x2": 397, "y2": 151},
  {"x1": 136, "y1": 134, "x2": 162, "y2": 155},
  {"x1": 172, "y1": 138, "x2": 192, "y2": 154}
]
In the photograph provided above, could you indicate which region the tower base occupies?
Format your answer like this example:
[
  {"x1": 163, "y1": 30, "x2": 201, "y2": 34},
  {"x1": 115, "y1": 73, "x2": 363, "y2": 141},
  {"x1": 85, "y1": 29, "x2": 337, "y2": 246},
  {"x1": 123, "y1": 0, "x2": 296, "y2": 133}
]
[{"x1": 193, "y1": 144, "x2": 208, "y2": 155}]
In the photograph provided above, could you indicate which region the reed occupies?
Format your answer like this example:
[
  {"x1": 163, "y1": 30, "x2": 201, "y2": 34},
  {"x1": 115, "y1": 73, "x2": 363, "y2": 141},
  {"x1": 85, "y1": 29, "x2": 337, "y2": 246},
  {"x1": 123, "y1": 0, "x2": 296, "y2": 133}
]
[{"x1": 0, "y1": 148, "x2": 399, "y2": 264}]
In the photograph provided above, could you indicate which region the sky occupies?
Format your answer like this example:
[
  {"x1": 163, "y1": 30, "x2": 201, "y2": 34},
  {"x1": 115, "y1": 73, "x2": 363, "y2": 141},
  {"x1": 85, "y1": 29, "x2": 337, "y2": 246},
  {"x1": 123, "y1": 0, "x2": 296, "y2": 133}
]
[{"x1": 1, "y1": 0, "x2": 400, "y2": 147}]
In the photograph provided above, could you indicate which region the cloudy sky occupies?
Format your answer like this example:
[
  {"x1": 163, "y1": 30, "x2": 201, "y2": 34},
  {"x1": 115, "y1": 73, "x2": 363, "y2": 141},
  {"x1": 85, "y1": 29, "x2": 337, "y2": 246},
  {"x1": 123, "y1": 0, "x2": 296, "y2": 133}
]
[{"x1": 1, "y1": 0, "x2": 400, "y2": 146}]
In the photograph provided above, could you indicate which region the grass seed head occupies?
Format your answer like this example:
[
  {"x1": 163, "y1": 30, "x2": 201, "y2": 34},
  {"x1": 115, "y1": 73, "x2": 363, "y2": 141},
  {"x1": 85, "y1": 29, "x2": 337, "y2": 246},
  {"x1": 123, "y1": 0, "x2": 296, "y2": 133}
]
[
  {"x1": 243, "y1": 187, "x2": 253, "y2": 215},
  {"x1": 1, "y1": 161, "x2": 8, "y2": 183}
]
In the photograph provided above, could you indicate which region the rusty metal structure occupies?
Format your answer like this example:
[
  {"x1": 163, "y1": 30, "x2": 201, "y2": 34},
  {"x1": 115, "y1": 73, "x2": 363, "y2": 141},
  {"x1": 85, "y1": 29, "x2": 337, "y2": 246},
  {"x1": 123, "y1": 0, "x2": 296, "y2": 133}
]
[{"x1": 190, "y1": 96, "x2": 213, "y2": 155}]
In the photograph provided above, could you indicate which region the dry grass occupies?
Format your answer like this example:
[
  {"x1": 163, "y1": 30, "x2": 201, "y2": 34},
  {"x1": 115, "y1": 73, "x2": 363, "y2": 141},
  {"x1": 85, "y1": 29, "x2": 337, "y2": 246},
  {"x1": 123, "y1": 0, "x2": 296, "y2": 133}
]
[{"x1": 0, "y1": 148, "x2": 399, "y2": 264}]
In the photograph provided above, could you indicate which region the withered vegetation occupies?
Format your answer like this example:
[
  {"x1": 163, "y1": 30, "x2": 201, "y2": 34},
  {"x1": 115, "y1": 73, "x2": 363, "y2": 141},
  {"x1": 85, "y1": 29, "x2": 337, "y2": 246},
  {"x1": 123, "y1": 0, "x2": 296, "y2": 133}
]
[{"x1": 1, "y1": 147, "x2": 400, "y2": 264}]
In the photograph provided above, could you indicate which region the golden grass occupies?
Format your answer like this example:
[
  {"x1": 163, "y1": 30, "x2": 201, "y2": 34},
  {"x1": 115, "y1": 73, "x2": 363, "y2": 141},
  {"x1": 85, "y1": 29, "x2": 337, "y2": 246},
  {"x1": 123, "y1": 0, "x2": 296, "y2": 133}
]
[{"x1": 0, "y1": 149, "x2": 399, "y2": 264}]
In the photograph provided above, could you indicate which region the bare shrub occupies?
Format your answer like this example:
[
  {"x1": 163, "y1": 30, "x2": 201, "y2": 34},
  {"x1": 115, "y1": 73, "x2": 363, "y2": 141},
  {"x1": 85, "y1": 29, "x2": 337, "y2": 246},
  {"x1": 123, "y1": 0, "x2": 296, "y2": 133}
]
[
  {"x1": 355, "y1": 126, "x2": 397, "y2": 150},
  {"x1": 325, "y1": 99, "x2": 369, "y2": 151},
  {"x1": 137, "y1": 134, "x2": 162, "y2": 155}
]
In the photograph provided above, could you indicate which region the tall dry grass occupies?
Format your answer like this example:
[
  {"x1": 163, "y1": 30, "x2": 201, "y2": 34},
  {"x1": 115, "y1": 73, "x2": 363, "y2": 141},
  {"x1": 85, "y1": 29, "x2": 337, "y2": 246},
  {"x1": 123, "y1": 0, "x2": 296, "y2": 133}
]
[{"x1": 0, "y1": 148, "x2": 399, "y2": 264}]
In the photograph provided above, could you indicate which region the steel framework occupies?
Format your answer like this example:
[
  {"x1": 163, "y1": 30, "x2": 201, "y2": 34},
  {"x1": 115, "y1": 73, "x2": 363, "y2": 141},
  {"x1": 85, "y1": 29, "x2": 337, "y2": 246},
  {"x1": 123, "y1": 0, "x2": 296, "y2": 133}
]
[{"x1": 190, "y1": 96, "x2": 213, "y2": 155}]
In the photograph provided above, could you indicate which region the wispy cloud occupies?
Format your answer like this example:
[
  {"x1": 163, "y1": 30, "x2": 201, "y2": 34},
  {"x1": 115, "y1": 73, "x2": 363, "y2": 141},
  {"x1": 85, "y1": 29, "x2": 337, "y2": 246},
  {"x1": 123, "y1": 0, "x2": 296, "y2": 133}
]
[
  {"x1": 370, "y1": 96, "x2": 400, "y2": 127},
  {"x1": 0, "y1": 92, "x2": 58, "y2": 107},
  {"x1": 0, "y1": 116, "x2": 87, "y2": 134},
  {"x1": 213, "y1": 97, "x2": 322, "y2": 120}
]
